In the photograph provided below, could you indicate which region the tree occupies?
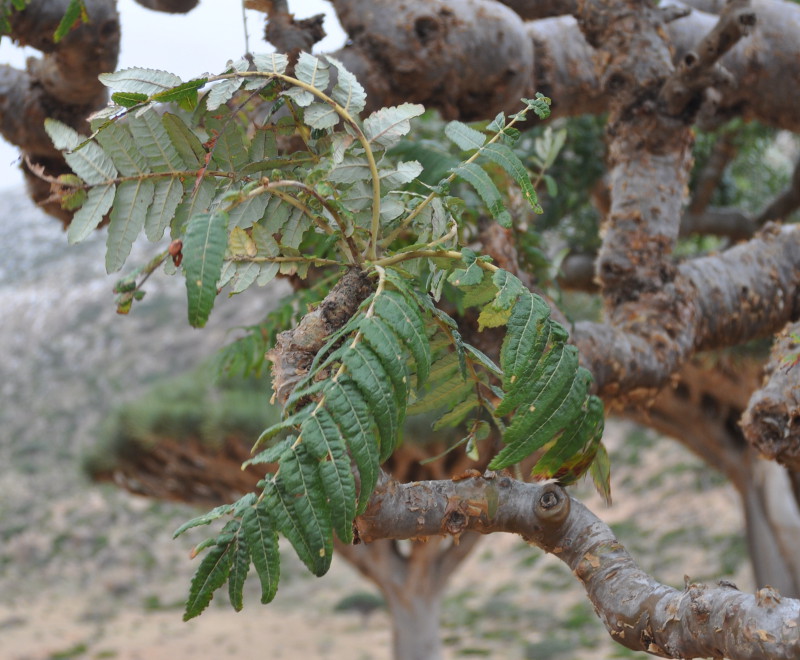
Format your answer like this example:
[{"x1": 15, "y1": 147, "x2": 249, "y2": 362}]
[{"x1": 3, "y1": 0, "x2": 800, "y2": 658}]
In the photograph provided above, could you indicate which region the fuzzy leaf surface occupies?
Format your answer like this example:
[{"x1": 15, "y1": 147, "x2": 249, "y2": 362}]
[
  {"x1": 106, "y1": 178, "x2": 155, "y2": 272},
  {"x1": 100, "y1": 67, "x2": 183, "y2": 96},
  {"x1": 66, "y1": 184, "x2": 115, "y2": 244}
]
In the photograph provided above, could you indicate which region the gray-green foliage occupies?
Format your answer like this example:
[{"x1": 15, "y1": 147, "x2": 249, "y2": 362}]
[{"x1": 47, "y1": 54, "x2": 607, "y2": 618}]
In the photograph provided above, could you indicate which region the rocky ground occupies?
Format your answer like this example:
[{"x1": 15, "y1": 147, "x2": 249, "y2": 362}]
[{"x1": 0, "y1": 186, "x2": 751, "y2": 659}]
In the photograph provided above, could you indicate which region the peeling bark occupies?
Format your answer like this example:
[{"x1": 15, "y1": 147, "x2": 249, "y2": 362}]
[
  {"x1": 356, "y1": 475, "x2": 800, "y2": 659},
  {"x1": 267, "y1": 267, "x2": 373, "y2": 405}
]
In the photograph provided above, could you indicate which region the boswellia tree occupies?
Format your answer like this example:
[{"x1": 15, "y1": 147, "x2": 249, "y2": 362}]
[{"x1": 4, "y1": 0, "x2": 800, "y2": 658}]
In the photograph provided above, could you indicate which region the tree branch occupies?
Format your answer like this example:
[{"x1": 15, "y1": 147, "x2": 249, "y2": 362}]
[
  {"x1": 741, "y1": 321, "x2": 800, "y2": 470},
  {"x1": 328, "y1": 0, "x2": 535, "y2": 120},
  {"x1": 1, "y1": 0, "x2": 119, "y2": 222},
  {"x1": 355, "y1": 473, "x2": 800, "y2": 659},
  {"x1": 572, "y1": 0, "x2": 692, "y2": 300},
  {"x1": 132, "y1": 0, "x2": 199, "y2": 12},
  {"x1": 659, "y1": 0, "x2": 756, "y2": 117},
  {"x1": 574, "y1": 224, "x2": 800, "y2": 396}
]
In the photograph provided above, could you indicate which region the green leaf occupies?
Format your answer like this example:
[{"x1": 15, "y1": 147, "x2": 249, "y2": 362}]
[
  {"x1": 363, "y1": 103, "x2": 425, "y2": 149},
  {"x1": 448, "y1": 261, "x2": 484, "y2": 288},
  {"x1": 111, "y1": 91, "x2": 148, "y2": 108},
  {"x1": 492, "y1": 270, "x2": 527, "y2": 310},
  {"x1": 100, "y1": 67, "x2": 183, "y2": 96},
  {"x1": 242, "y1": 504, "x2": 280, "y2": 603},
  {"x1": 342, "y1": 343, "x2": 400, "y2": 460},
  {"x1": 589, "y1": 441, "x2": 612, "y2": 505},
  {"x1": 480, "y1": 143, "x2": 542, "y2": 213},
  {"x1": 65, "y1": 145, "x2": 118, "y2": 186},
  {"x1": 152, "y1": 78, "x2": 207, "y2": 105},
  {"x1": 66, "y1": 184, "x2": 115, "y2": 244},
  {"x1": 106, "y1": 178, "x2": 155, "y2": 273},
  {"x1": 172, "y1": 178, "x2": 216, "y2": 235},
  {"x1": 45, "y1": 118, "x2": 116, "y2": 184},
  {"x1": 324, "y1": 380, "x2": 379, "y2": 514},
  {"x1": 302, "y1": 409, "x2": 356, "y2": 543},
  {"x1": 496, "y1": 319, "x2": 567, "y2": 417},
  {"x1": 327, "y1": 56, "x2": 367, "y2": 116},
  {"x1": 128, "y1": 109, "x2": 185, "y2": 172},
  {"x1": 252, "y1": 52, "x2": 289, "y2": 75},
  {"x1": 145, "y1": 177, "x2": 184, "y2": 241},
  {"x1": 53, "y1": 0, "x2": 86, "y2": 42},
  {"x1": 268, "y1": 448, "x2": 333, "y2": 576},
  {"x1": 408, "y1": 377, "x2": 473, "y2": 416},
  {"x1": 373, "y1": 289, "x2": 431, "y2": 388},
  {"x1": 294, "y1": 52, "x2": 330, "y2": 93},
  {"x1": 445, "y1": 120, "x2": 486, "y2": 151},
  {"x1": 227, "y1": 529, "x2": 250, "y2": 612},
  {"x1": 44, "y1": 118, "x2": 81, "y2": 151},
  {"x1": 60, "y1": 187, "x2": 87, "y2": 211},
  {"x1": 497, "y1": 291, "x2": 551, "y2": 393},
  {"x1": 432, "y1": 395, "x2": 479, "y2": 430},
  {"x1": 95, "y1": 122, "x2": 147, "y2": 176},
  {"x1": 228, "y1": 194, "x2": 268, "y2": 229},
  {"x1": 327, "y1": 156, "x2": 372, "y2": 184},
  {"x1": 451, "y1": 162, "x2": 512, "y2": 228},
  {"x1": 358, "y1": 316, "x2": 411, "y2": 410},
  {"x1": 208, "y1": 112, "x2": 248, "y2": 172},
  {"x1": 532, "y1": 395, "x2": 604, "y2": 481},
  {"x1": 183, "y1": 523, "x2": 237, "y2": 620},
  {"x1": 207, "y1": 59, "x2": 250, "y2": 110},
  {"x1": 380, "y1": 161, "x2": 423, "y2": 188},
  {"x1": 490, "y1": 360, "x2": 590, "y2": 470},
  {"x1": 183, "y1": 210, "x2": 228, "y2": 327},
  {"x1": 173, "y1": 502, "x2": 234, "y2": 538},
  {"x1": 305, "y1": 102, "x2": 339, "y2": 130},
  {"x1": 464, "y1": 344, "x2": 502, "y2": 377},
  {"x1": 162, "y1": 112, "x2": 206, "y2": 168}
]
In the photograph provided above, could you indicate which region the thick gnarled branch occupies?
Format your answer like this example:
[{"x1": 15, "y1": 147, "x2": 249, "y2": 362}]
[
  {"x1": 574, "y1": 224, "x2": 800, "y2": 397},
  {"x1": 356, "y1": 474, "x2": 800, "y2": 659},
  {"x1": 1, "y1": 0, "x2": 119, "y2": 222},
  {"x1": 741, "y1": 321, "x2": 800, "y2": 470}
]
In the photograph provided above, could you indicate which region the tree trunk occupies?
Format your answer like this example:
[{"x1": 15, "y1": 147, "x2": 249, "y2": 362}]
[
  {"x1": 384, "y1": 585, "x2": 445, "y2": 660},
  {"x1": 335, "y1": 533, "x2": 483, "y2": 660}
]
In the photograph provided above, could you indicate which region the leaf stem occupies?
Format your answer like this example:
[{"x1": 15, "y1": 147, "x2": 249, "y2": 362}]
[
  {"x1": 373, "y1": 249, "x2": 499, "y2": 272},
  {"x1": 382, "y1": 110, "x2": 532, "y2": 246},
  {"x1": 229, "y1": 255, "x2": 341, "y2": 266}
]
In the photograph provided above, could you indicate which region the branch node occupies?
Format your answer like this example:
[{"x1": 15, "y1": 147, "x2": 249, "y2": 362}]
[
  {"x1": 534, "y1": 483, "x2": 570, "y2": 524},
  {"x1": 756, "y1": 586, "x2": 783, "y2": 609}
]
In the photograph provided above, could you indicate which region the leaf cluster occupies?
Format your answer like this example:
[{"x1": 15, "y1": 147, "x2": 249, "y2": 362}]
[{"x1": 45, "y1": 54, "x2": 609, "y2": 617}]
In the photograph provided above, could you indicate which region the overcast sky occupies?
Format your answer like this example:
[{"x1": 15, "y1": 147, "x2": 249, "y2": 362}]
[{"x1": 0, "y1": 0, "x2": 345, "y2": 190}]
